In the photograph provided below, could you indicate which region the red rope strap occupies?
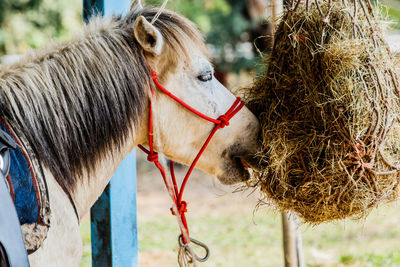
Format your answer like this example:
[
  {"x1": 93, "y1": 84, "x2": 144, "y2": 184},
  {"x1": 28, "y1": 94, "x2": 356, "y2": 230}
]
[{"x1": 138, "y1": 68, "x2": 244, "y2": 247}]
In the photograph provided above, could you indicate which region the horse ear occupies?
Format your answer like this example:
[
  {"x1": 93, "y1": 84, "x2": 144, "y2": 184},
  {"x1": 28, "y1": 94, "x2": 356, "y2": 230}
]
[
  {"x1": 134, "y1": 16, "x2": 163, "y2": 56},
  {"x1": 130, "y1": 0, "x2": 143, "y2": 10}
]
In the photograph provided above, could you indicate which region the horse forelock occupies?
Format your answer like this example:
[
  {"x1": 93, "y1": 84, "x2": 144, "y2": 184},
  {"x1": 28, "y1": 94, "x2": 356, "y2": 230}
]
[{"x1": 0, "y1": 6, "x2": 205, "y2": 196}]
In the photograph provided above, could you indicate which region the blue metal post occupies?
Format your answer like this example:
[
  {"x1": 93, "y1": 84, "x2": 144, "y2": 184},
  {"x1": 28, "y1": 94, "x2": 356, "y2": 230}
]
[{"x1": 84, "y1": 1, "x2": 139, "y2": 266}]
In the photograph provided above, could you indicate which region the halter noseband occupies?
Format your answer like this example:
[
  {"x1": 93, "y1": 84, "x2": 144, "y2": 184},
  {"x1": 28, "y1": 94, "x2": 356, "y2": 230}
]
[{"x1": 138, "y1": 65, "x2": 244, "y2": 262}]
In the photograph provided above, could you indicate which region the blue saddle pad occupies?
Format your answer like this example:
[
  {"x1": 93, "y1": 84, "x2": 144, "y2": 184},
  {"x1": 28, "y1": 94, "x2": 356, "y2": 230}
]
[{"x1": 0, "y1": 121, "x2": 46, "y2": 225}]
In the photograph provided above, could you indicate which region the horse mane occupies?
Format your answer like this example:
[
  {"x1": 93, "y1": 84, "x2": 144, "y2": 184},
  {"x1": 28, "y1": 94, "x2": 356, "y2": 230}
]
[{"x1": 0, "y1": 6, "x2": 205, "y2": 194}]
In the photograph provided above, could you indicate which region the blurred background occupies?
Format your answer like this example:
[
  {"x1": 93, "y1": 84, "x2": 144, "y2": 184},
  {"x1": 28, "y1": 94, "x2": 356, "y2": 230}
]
[{"x1": 1, "y1": 0, "x2": 400, "y2": 266}]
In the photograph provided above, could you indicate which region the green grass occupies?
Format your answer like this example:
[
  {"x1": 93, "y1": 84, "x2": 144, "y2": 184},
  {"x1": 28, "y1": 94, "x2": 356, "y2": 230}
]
[
  {"x1": 382, "y1": 0, "x2": 400, "y2": 28},
  {"x1": 386, "y1": 7, "x2": 400, "y2": 28},
  {"x1": 80, "y1": 203, "x2": 400, "y2": 267},
  {"x1": 340, "y1": 251, "x2": 400, "y2": 267},
  {"x1": 79, "y1": 219, "x2": 92, "y2": 267},
  {"x1": 137, "y1": 209, "x2": 284, "y2": 267}
]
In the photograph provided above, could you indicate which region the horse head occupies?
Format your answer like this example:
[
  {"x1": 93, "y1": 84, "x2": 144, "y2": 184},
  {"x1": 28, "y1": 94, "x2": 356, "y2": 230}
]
[
  {"x1": 0, "y1": 5, "x2": 262, "y2": 223},
  {"x1": 133, "y1": 8, "x2": 260, "y2": 185}
]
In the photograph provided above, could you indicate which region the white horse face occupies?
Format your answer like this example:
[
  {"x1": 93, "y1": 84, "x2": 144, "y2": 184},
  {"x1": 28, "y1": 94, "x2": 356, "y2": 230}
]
[{"x1": 134, "y1": 16, "x2": 260, "y2": 185}]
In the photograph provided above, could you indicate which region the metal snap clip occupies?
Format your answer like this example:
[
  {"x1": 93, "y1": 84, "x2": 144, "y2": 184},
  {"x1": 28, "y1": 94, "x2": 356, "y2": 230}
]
[{"x1": 178, "y1": 235, "x2": 210, "y2": 262}]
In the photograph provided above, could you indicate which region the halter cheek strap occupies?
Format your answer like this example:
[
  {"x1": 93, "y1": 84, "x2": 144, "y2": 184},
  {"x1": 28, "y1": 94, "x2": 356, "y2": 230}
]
[{"x1": 138, "y1": 67, "x2": 244, "y2": 263}]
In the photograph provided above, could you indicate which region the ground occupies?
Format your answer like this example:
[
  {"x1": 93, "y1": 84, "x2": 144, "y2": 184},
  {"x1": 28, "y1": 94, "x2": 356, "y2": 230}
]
[{"x1": 79, "y1": 152, "x2": 400, "y2": 267}]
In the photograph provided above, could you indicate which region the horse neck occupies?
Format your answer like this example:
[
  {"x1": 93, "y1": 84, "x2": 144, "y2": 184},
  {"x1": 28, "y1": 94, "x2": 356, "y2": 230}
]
[{"x1": 72, "y1": 118, "x2": 147, "y2": 219}]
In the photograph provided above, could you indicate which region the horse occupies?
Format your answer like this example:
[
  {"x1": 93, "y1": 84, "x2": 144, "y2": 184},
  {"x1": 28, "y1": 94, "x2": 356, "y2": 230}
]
[{"x1": 0, "y1": 3, "x2": 260, "y2": 266}]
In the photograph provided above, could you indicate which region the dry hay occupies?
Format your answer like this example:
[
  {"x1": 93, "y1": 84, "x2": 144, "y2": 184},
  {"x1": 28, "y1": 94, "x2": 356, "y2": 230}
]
[{"x1": 246, "y1": 0, "x2": 400, "y2": 223}]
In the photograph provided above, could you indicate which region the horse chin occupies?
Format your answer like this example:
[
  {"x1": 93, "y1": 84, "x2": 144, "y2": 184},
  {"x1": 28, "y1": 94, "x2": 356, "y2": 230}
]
[{"x1": 217, "y1": 155, "x2": 255, "y2": 185}]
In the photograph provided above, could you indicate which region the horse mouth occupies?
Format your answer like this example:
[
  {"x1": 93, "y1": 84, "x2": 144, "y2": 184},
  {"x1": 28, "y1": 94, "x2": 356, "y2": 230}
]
[
  {"x1": 235, "y1": 156, "x2": 252, "y2": 181},
  {"x1": 240, "y1": 157, "x2": 250, "y2": 169},
  {"x1": 217, "y1": 153, "x2": 258, "y2": 185}
]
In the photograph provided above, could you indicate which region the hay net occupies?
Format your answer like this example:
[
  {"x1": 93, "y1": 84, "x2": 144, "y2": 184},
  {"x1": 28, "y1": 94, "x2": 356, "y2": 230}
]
[{"x1": 246, "y1": 0, "x2": 400, "y2": 223}]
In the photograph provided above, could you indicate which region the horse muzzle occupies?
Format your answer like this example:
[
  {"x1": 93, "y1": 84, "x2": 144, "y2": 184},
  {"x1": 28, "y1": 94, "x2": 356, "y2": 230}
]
[{"x1": 217, "y1": 146, "x2": 261, "y2": 185}]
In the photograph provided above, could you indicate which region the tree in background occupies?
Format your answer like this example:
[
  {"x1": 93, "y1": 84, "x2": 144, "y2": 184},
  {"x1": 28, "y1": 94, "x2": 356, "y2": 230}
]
[
  {"x1": 148, "y1": 0, "x2": 400, "y2": 80},
  {"x1": 0, "y1": 0, "x2": 81, "y2": 56},
  {"x1": 149, "y1": 0, "x2": 272, "y2": 80},
  {"x1": 1, "y1": 0, "x2": 399, "y2": 60}
]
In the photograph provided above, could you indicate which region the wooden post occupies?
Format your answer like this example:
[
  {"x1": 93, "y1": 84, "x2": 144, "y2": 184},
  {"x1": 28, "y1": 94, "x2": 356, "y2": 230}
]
[
  {"x1": 281, "y1": 212, "x2": 305, "y2": 267},
  {"x1": 296, "y1": 219, "x2": 305, "y2": 267},
  {"x1": 270, "y1": 0, "x2": 305, "y2": 266},
  {"x1": 270, "y1": 0, "x2": 283, "y2": 32},
  {"x1": 84, "y1": 1, "x2": 139, "y2": 267},
  {"x1": 281, "y1": 212, "x2": 298, "y2": 267}
]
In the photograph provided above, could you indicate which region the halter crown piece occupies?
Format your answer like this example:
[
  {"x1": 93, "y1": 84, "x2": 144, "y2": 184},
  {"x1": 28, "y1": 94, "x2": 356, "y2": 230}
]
[{"x1": 138, "y1": 62, "x2": 244, "y2": 264}]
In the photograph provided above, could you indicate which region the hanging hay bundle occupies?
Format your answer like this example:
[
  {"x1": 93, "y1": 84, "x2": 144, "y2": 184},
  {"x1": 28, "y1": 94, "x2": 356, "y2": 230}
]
[{"x1": 247, "y1": 0, "x2": 400, "y2": 223}]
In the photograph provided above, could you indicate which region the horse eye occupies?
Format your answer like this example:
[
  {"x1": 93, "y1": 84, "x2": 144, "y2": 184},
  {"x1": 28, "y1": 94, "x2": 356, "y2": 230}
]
[{"x1": 197, "y1": 72, "x2": 212, "y2": 82}]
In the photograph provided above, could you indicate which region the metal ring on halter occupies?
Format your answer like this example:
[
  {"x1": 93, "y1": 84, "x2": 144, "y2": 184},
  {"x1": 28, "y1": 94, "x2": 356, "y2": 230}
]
[{"x1": 178, "y1": 235, "x2": 210, "y2": 262}]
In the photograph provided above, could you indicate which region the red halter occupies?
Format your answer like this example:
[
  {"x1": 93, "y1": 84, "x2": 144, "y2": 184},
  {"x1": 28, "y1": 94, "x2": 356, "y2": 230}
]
[{"x1": 138, "y1": 66, "x2": 244, "y2": 260}]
